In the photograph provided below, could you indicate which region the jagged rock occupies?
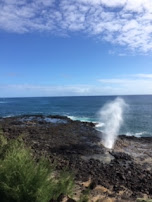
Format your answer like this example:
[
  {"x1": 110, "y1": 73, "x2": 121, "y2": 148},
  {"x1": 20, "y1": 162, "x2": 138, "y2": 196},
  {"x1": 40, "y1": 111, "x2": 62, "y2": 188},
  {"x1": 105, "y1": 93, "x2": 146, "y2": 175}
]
[{"x1": 1, "y1": 115, "x2": 152, "y2": 201}]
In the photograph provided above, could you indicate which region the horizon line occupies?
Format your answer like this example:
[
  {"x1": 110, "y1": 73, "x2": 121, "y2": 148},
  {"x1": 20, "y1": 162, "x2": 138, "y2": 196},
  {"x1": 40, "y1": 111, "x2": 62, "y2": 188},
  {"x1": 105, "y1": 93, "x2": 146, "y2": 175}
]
[{"x1": 0, "y1": 94, "x2": 152, "y2": 99}]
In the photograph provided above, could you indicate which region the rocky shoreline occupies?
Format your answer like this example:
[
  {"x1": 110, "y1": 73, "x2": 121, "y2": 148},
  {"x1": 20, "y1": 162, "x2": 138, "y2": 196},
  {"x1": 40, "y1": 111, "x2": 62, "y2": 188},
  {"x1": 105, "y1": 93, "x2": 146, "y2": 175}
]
[{"x1": 0, "y1": 115, "x2": 152, "y2": 201}]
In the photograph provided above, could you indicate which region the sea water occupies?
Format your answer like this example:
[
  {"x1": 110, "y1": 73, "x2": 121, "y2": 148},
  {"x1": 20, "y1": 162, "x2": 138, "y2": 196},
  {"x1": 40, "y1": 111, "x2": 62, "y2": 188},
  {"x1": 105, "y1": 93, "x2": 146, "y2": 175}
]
[{"x1": 0, "y1": 95, "x2": 152, "y2": 137}]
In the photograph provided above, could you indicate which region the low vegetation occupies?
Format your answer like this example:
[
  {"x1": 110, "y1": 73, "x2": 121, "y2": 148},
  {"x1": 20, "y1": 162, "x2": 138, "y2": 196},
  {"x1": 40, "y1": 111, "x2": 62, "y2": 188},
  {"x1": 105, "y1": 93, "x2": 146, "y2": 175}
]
[
  {"x1": 0, "y1": 131, "x2": 74, "y2": 202},
  {"x1": 137, "y1": 199, "x2": 152, "y2": 202}
]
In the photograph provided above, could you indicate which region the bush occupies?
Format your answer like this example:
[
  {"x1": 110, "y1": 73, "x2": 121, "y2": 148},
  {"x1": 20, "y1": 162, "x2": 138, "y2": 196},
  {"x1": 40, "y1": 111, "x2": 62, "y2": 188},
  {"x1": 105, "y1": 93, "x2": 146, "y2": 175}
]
[
  {"x1": 0, "y1": 134, "x2": 74, "y2": 202},
  {"x1": 78, "y1": 188, "x2": 90, "y2": 202}
]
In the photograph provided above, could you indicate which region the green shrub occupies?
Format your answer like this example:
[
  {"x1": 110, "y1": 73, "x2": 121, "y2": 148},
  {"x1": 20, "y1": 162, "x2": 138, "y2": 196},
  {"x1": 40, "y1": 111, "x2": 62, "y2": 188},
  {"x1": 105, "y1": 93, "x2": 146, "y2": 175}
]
[
  {"x1": 0, "y1": 135, "x2": 74, "y2": 202},
  {"x1": 78, "y1": 188, "x2": 90, "y2": 202}
]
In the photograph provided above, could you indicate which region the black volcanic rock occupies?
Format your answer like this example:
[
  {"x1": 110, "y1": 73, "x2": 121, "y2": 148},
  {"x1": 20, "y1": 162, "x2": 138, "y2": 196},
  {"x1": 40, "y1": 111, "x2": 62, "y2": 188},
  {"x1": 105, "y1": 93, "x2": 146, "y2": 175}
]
[{"x1": 0, "y1": 115, "x2": 152, "y2": 200}]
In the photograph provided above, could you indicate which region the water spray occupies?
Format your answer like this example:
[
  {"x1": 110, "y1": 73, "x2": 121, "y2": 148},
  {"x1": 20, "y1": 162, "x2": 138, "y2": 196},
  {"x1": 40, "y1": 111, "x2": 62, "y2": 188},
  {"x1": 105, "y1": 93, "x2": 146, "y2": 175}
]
[{"x1": 98, "y1": 97, "x2": 127, "y2": 149}]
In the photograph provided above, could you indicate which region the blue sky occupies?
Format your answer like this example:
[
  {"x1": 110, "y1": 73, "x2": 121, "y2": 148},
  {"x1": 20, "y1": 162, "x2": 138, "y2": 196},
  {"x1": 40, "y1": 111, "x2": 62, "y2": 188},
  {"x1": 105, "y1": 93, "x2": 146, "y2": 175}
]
[{"x1": 0, "y1": 0, "x2": 152, "y2": 97}]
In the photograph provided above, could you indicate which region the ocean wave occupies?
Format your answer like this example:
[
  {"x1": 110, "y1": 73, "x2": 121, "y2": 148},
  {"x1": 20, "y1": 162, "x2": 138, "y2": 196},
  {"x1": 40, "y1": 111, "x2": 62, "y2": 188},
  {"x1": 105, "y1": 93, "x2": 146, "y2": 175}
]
[
  {"x1": 3, "y1": 114, "x2": 16, "y2": 118},
  {"x1": 44, "y1": 117, "x2": 67, "y2": 124},
  {"x1": 67, "y1": 116, "x2": 107, "y2": 130},
  {"x1": 126, "y1": 131, "x2": 148, "y2": 138},
  {"x1": 94, "y1": 124, "x2": 149, "y2": 138},
  {"x1": 95, "y1": 122, "x2": 105, "y2": 128},
  {"x1": 67, "y1": 115, "x2": 95, "y2": 123}
]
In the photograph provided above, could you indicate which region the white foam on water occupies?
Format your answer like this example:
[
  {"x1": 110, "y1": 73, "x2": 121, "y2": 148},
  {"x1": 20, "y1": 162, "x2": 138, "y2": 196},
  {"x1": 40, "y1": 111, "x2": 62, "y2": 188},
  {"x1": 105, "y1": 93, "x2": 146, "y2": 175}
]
[
  {"x1": 44, "y1": 117, "x2": 67, "y2": 124},
  {"x1": 126, "y1": 131, "x2": 147, "y2": 138},
  {"x1": 67, "y1": 115, "x2": 93, "y2": 123},
  {"x1": 4, "y1": 114, "x2": 14, "y2": 118},
  {"x1": 67, "y1": 116, "x2": 78, "y2": 120},
  {"x1": 95, "y1": 122, "x2": 105, "y2": 128}
]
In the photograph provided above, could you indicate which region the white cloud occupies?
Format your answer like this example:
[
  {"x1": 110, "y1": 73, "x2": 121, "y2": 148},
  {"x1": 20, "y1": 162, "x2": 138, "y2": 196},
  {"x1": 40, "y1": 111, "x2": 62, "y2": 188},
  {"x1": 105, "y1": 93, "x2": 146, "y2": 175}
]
[
  {"x1": 98, "y1": 75, "x2": 152, "y2": 94},
  {"x1": 1, "y1": 75, "x2": 152, "y2": 97},
  {"x1": 0, "y1": 84, "x2": 122, "y2": 97},
  {"x1": 135, "y1": 74, "x2": 152, "y2": 78},
  {"x1": 1, "y1": 0, "x2": 152, "y2": 53},
  {"x1": 78, "y1": 0, "x2": 127, "y2": 7},
  {"x1": 124, "y1": 0, "x2": 152, "y2": 13},
  {"x1": 99, "y1": 79, "x2": 131, "y2": 84}
]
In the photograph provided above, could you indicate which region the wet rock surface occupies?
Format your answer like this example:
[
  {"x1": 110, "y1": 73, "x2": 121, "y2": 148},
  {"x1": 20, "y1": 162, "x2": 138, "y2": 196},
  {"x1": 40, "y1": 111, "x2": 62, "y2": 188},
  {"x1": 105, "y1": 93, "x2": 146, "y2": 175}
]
[{"x1": 0, "y1": 115, "x2": 152, "y2": 201}]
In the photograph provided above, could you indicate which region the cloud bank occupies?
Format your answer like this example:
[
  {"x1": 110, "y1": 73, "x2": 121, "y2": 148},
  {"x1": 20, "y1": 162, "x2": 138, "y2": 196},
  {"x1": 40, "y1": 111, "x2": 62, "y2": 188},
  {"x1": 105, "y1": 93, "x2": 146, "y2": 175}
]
[
  {"x1": 98, "y1": 74, "x2": 152, "y2": 95},
  {"x1": 1, "y1": 0, "x2": 152, "y2": 53},
  {"x1": 1, "y1": 74, "x2": 152, "y2": 97}
]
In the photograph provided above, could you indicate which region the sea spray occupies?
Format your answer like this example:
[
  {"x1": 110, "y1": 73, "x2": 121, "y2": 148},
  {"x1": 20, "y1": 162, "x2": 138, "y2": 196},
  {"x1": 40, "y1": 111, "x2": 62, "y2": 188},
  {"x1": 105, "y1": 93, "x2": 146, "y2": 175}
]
[{"x1": 98, "y1": 97, "x2": 127, "y2": 149}]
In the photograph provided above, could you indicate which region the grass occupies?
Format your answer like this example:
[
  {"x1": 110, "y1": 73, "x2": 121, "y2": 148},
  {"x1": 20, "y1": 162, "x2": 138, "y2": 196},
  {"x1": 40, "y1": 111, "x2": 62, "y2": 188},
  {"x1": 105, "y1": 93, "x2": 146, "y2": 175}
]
[
  {"x1": 0, "y1": 132, "x2": 74, "y2": 202},
  {"x1": 78, "y1": 188, "x2": 90, "y2": 202},
  {"x1": 137, "y1": 199, "x2": 152, "y2": 202}
]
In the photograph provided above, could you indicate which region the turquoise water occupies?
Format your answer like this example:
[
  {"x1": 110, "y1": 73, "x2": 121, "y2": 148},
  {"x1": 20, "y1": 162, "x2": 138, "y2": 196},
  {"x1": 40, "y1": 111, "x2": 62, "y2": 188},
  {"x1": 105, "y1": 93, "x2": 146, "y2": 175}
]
[{"x1": 0, "y1": 95, "x2": 152, "y2": 137}]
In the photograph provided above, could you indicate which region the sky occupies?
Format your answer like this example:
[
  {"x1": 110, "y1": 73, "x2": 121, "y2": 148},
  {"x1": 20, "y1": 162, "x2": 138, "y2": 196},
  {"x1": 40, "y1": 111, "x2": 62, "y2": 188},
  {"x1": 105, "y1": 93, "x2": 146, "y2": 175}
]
[{"x1": 0, "y1": 0, "x2": 152, "y2": 97}]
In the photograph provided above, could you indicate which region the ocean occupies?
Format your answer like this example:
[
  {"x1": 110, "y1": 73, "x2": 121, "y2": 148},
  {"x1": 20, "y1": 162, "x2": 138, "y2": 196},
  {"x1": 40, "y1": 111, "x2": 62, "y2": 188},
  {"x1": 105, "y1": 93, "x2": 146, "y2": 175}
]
[{"x1": 0, "y1": 95, "x2": 152, "y2": 137}]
